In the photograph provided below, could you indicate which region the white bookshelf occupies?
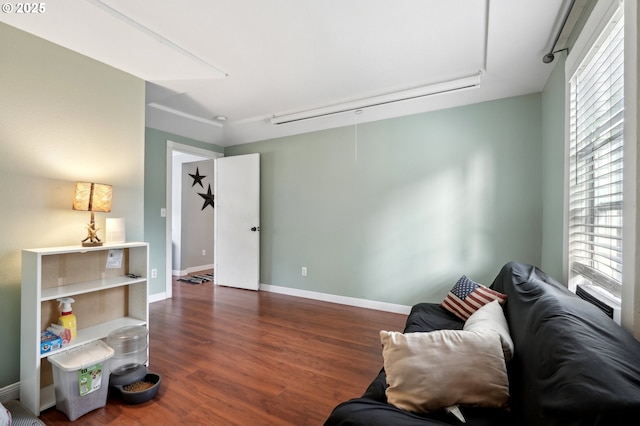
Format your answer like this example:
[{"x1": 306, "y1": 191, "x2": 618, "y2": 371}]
[{"x1": 20, "y1": 242, "x2": 149, "y2": 415}]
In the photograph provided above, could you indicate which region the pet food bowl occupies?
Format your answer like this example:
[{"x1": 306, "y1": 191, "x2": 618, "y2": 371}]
[
  {"x1": 109, "y1": 364, "x2": 147, "y2": 388},
  {"x1": 113, "y1": 373, "x2": 161, "y2": 404}
]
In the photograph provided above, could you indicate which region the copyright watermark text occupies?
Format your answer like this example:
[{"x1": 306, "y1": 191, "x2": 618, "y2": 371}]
[{"x1": 2, "y1": 3, "x2": 46, "y2": 13}]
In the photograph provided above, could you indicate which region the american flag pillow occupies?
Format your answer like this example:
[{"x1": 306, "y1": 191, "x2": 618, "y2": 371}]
[{"x1": 441, "y1": 275, "x2": 507, "y2": 321}]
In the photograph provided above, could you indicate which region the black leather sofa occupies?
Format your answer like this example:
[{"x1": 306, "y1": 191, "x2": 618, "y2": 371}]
[{"x1": 324, "y1": 262, "x2": 640, "y2": 425}]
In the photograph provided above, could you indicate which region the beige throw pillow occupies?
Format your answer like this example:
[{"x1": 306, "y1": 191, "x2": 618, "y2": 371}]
[
  {"x1": 380, "y1": 329, "x2": 509, "y2": 414},
  {"x1": 463, "y1": 299, "x2": 514, "y2": 361}
]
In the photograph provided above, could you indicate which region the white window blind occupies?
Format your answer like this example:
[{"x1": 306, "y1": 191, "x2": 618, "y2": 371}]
[{"x1": 568, "y1": 6, "x2": 624, "y2": 296}]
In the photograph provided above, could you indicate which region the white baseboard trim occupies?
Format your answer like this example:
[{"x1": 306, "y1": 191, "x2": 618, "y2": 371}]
[
  {"x1": 0, "y1": 382, "x2": 20, "y2": 403},
  {"x1": 149, "y1": 292, "x2": 167, "y2": 303},
  {"x1": 259, "y1": 283, "x2": 412, "y2": 315},
  {"x1": 172, "y1": 264, "x2": 214, "y2": 277}
]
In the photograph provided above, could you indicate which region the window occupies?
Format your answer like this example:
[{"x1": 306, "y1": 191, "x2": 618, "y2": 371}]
[{"x1": 567, "y1": 4, "x2": 624, "y2": 297}]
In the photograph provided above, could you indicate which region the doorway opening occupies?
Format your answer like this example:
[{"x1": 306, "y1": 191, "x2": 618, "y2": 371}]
[{"x1": 165, "y1": 141, "x2": 223, "y2": 298}]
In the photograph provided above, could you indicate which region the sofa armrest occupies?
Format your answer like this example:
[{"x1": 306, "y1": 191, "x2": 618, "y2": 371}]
[{"x1": 491, "y1": 262, "x2": 640, "y2": 425}]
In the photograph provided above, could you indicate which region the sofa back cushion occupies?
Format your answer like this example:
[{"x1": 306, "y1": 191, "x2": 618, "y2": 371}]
[{"x1": 491, "y1": 262, "x2": 640, "y2": 425}]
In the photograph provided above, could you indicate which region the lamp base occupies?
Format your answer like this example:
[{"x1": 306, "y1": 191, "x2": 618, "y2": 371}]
[
  {"x1": 81, "y1": 212, "x2": 103, "y2": 247},
  {"x1": 82, "y1": 241, "x2": 104, "y2": 247}
]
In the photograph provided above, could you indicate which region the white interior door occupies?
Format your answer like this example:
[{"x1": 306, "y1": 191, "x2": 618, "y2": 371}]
[{"x1": 214, "y1": 153, "x2": 260, "y2": 290}]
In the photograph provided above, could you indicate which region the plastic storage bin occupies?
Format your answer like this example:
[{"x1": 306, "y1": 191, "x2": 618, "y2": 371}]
[
  {"x1": 107, "y1": 326, "x2": 148, "y2": 375},
  {"x1": 48, "y1": 340, "x2": 114, "y2": 421}
]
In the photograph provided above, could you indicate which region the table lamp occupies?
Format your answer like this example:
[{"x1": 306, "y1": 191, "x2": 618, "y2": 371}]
[{"x1": 72, "y1": 182, "x2": 112, "y2": 247}]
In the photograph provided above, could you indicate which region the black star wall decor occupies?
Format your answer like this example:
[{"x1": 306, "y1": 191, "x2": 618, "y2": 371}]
[
  {"x1": 189, "y1": 167, "x2": 206, "y2": 188},
  {"x1": 198, "y1": 183, "x2": 215, "y2": 210}
]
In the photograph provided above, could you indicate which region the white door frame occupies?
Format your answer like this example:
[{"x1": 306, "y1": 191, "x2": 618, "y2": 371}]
[{"x1": 165, "y1": 141, "x2": 223, "y2": 298}]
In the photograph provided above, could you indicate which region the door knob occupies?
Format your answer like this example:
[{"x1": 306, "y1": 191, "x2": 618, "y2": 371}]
[{"x1": 250, "y1": 226, "x2": 260, "y2": 232}]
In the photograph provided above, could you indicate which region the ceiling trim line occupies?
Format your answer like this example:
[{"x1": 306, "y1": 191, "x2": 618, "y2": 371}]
[
  {"x1": 148, "y1": 103, "x2": 224, "y2": 128},
  {"x1": 270, "y1": 73, "x2": 482, "y2": 126},
  {"x1": 86, "y1": 0, "x2": 227, "y2": 78},
  {"x1": 482, "y1": 0, "x2": 490, "y2": 71}
]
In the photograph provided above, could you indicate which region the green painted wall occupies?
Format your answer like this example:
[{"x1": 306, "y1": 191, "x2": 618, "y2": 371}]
[
  {"x1": 226, "y1": 94, "x2": 543, "y2": 305},
  {"x1": 541, "y1": 57, "x2": 567, "y2": 282},
  {"x1": 144, "y1": 128, "x2": 223, "y2": 295}
]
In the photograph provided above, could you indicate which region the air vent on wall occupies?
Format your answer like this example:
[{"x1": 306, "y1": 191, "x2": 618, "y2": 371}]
[{"x1": 575, "y1": 284, "x2": 621, "y2": 325}]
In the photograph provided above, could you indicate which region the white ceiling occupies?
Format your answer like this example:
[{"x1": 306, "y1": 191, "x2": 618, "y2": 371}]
[{"x1": 1, "y1": 0, "x2": 573, "y2": 146}]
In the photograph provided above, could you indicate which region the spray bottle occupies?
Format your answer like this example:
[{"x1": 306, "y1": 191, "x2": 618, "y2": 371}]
[{"x1": 57, "y1": 297, "x2": 77, "y2": 339}]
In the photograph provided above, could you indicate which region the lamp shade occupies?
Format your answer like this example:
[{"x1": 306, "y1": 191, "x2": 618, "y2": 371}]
[{"x1": 72, "y1": 182, "x2": 112, "y2": 212}]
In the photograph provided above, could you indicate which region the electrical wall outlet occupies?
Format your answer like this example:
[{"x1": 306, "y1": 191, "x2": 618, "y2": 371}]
[
  {"x1": 202, "y1": 249, "x2": 206, "y2": 256},
  {"x1": 151, "y1": 268, "x2": 158, "y2": 278},
  {"x1": 301, "y1": 266, "x2": 308, "y2": 277}
]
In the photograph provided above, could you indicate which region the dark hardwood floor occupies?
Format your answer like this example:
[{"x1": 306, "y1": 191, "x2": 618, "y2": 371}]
[{"x1": 38, "y1": 273, "x2": 407, "y2": 425}]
